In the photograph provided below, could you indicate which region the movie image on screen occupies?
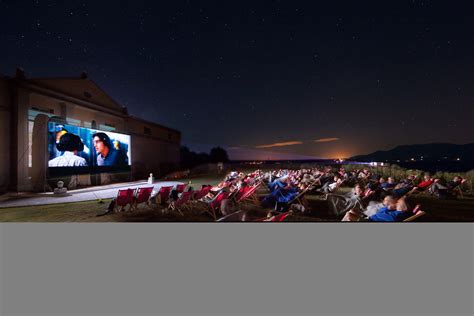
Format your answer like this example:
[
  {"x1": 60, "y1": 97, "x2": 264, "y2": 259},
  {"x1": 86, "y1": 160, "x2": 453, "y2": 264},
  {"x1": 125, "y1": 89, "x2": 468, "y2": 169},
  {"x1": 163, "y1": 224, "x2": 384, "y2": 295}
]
[{"x1": 48, "y1": 122, "x2": 131, "y2": 173}]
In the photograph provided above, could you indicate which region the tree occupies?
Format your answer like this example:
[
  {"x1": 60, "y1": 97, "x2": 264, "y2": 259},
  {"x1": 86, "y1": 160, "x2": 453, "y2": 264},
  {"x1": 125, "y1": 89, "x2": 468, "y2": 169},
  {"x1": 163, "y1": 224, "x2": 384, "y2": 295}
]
[
  {"x1": 180, "y1": 146, "x2": 229, "y2": 169},
  {"x1": 180, "y1": 146, "x2": 194, "y2": 169},
  {"x1": 209, "y1": 146, "x2": 229, "y2": 163}
]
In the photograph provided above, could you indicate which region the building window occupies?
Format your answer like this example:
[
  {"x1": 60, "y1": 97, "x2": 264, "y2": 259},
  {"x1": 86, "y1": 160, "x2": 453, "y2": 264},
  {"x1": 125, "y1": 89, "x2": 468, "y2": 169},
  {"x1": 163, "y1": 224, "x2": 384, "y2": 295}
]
[
  {"x1": 99, "y1": 123, "x2": 116, "y2": 132},
  {"x1": 28, "y1": 108, "x2": 55, "y2": 121},
  {"x1": 66, "y1": 117, "x2": 81, "y2": 126},
  {"x1": 144, "y1": 127, "x2": 151, "y2": 135}
]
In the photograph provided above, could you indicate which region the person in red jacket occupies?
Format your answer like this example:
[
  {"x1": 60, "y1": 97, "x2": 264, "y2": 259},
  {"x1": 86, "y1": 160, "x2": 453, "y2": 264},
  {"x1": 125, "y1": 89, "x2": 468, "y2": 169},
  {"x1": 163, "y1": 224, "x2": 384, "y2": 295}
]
[{"x1": 410, "y1": 174, "x2": 437, "y2": 193}]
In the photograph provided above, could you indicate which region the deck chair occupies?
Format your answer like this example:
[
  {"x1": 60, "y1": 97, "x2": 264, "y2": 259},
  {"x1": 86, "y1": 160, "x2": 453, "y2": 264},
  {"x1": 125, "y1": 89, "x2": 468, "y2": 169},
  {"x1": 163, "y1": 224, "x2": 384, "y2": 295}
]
[
  {"x1": 254, "y1": 210, "x2": 293, "y2": 222},
  {"x1": 286, "y1": 178, "x2": 321, "y2": 207},
  {"x1": 464, "y1": 180, "x2": 473, "y2": 195},
  {"x1": 411, "y1": 181, "x2": 436, "y2": 197},
  {"x1": 448, "y1": 181, "x2": 470, "y2": 199},
  {"x1": 233, "y1": 186, "x2": 251, "y2": 202},
  {"x1": 320, "y1": 179, "x2": 346, "y2": 199},
  {"x1": 456, "y1": 179, "x2": 473, "y2": 198},
  {"x1": 193, "y1": 185, "x2": 212, "y2": 200},
  {"x1": 216, "y1": 209, "x2": 247, "y2": 222},
  {"x1": 403, "y1": 210, "x2": 426, "y2": 222},
  {"x1": 342, "y1": 204, "x2": 425, "y2": 222},
  {"x1": 330, "y1": 179, "x2": 345, "y2": 194},
  {"x1": 156, "y1": 186, "x2": 173, "y2": 205},
  {"x1": 208, "y1": 191, "x2": 230, "y2": 220},
  {"x1": 234, "y1": 182, "x2": 262, "y2": 204},
  {"x1": 189, "y1": 186, "x2": 213, "y2": 209},
  {"x1": 131, "y1": 187, "x2": 154, "y2": 211},
  {"x1": 114, "y1": 188, "x2": 135, "y2": 212},
  {"x1": 168, "y1": 191, "x2": 194, "y2": 216},
  {"x1": 452, "y1": 186, "x2": 463, "y2": 199},
  {"x1": 175, "y1": 183, "x2": 187, "y2": 193}
]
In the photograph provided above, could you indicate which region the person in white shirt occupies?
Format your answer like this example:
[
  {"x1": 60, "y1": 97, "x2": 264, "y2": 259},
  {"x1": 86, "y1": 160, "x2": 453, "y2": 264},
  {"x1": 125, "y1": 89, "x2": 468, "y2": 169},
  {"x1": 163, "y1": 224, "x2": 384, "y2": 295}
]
[{"x1": 48, "y1": 133, "x2": 88, "y2": 167}]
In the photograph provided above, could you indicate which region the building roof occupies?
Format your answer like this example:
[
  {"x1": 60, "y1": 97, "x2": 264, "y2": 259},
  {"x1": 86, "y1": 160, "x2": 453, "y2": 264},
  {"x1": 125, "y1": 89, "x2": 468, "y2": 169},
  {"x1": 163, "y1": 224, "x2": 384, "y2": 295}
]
[
  {"x1": 10, "y1": 69, "x2": 180, "y2": 134},
  {"x1": 27, "y1": 75, "x2": 126, "y2": 113},
  {"x1": 126, "y1": 115, "x2": 181, "y2": 134}
]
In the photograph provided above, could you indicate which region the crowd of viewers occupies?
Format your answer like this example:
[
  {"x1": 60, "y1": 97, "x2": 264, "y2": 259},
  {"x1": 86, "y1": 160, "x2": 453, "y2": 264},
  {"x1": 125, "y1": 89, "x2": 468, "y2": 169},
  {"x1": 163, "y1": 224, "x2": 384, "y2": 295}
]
[
  {"x1": 108, "y1": 166, "x2": 468, "y2": 221},
  {"x1": 184, "y1": 166, "x2": 467, "y2": 221}
]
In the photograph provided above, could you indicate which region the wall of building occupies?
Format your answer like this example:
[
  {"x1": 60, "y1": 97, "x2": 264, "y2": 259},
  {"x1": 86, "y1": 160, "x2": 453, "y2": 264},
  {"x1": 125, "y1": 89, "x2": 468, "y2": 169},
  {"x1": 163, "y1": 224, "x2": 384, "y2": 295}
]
[
  {"x1": 130, "y1": 134, "x2": 180, "y2": 179},
  {"x1": 125, "y1": 117, "x2": 180, "y2": 144},
  {"x1": 3, "y1": 75, "x2": 181, "y2": 192},
  {"x1": 29, "y1": 77, "x2": 125, "y2": 113},
  {"x1": 0, "y1": 78, "x2": 11, "y2": 192},
  {"x1": 28, "y1": 93, "x2": 127, "y2": 131},
  {"x1": 125, "y1": 116, "x2": 181, "y2": 179}
]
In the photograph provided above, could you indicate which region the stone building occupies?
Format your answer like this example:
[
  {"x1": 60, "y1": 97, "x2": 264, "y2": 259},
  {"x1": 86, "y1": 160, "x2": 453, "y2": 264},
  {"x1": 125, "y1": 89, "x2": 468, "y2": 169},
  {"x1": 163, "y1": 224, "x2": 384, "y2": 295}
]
[{"x1": 0, "y1": 69, "x2": 180, "y2": 192}]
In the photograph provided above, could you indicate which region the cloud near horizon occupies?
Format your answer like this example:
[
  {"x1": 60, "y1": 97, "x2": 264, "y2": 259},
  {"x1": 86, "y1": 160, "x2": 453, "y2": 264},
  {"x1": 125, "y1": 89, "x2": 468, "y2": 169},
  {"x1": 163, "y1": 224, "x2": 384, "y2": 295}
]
[
  {"x1": 255, "y1": 141, "x2": 303, "y2": 149},
  {"x1": 314, "y1": 137, "x2": 340, "y2": 143}
]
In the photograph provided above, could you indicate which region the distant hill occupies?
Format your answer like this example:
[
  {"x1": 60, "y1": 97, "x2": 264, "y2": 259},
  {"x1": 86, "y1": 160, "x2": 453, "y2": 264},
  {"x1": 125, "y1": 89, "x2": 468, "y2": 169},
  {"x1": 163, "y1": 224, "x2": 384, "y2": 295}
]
[{"x1": 350, "y1": 143, "x2": 474, "y2": 162}]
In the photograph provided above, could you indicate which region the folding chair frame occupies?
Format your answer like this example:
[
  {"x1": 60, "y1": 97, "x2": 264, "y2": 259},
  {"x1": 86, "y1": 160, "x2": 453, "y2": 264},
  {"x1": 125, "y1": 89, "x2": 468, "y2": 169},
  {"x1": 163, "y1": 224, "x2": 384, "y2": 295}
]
[
  {"x1": 403, "y1": 211, "x2": 426, "y2": 222},
  {"x1": 130, "y1": 187, "x2": 154, "y2": 211}
]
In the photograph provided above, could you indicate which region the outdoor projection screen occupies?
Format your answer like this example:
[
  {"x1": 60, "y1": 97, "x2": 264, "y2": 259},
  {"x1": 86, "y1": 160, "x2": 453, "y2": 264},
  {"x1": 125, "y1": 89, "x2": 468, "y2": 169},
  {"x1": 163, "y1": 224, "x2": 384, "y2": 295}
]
[{"x1": 47, "y1": 122, "x2": 131, "y2": 175}]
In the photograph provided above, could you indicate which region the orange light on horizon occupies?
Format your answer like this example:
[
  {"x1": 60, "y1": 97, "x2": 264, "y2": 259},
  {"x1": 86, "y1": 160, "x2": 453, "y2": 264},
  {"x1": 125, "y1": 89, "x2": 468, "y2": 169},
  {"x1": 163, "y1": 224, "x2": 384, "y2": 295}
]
[
  {"x1": 314, "y1": 137, "x2": 340, "y2": 143},
  {"x1": 320, "y1": 152, "x2": 352, "y2": 160},
  {"x1": 255, "y1": 141, "x2": 303, "y2": 149}
]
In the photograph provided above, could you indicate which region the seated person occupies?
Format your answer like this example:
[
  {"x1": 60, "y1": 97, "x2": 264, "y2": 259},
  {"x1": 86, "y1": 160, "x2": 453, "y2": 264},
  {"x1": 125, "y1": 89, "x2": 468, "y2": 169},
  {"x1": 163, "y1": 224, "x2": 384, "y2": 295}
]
[
  {"x1": 363, "y1": 182, "x2": 381, "y2": 201},
  {"x1": 203, "y1": 185, "x2": 231, "y2": 203},
  {"x1": 368, "y1": 196, "x2": 419, "y2": 222},
  {"x1": 391, "y1": 183, "x2": 414, "y2": 198},
  {"x1": 326, "y1": 175, "x2": 344, "y2": 193},
  {"x1": 430, "y1": 176, "x2": 467, "y2": 198},
  {"x1": 268, "y1": 175, "x2": 290, "y2": 192},
  {"x1": 410, "y1": 174, "x2": 436, "y2": 193},
  {"x1": 327, "y1": 184, "x2": 366, "y2": 216},
  {"x1": 225, "y1": 171, "x2": 239, "y2": 182},
  {"x1": 262, "y1": 177, "x2": 297, "y2": 209},
  {"x1": 312, "y1": 175, "x2": 342, "y2": 194},
  {"x1": 343, "y1": 195, "x2": 397, "y2": 221},
  {"x1": 273, "y1": 184, "x2": 300, "y2": 212},
  {"x1": 364, "y1": 195, "x2": 397, "y2": 217},
  {"x1": 398, "y1": 175, "x2": 417, "y2": 187},
  {"x1": 381, "y1": 177, "x2": 396, "y2": 190}
]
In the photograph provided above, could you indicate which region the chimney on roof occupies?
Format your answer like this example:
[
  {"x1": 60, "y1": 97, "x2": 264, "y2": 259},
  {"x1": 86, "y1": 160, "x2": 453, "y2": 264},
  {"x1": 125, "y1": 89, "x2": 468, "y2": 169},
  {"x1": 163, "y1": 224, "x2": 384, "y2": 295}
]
[
  {"x1": 15, "y1": 67, "x2": 26, "y2": 79},
  {"x1": 80, "y1": 71, "x2": 88, "y2": 79}
]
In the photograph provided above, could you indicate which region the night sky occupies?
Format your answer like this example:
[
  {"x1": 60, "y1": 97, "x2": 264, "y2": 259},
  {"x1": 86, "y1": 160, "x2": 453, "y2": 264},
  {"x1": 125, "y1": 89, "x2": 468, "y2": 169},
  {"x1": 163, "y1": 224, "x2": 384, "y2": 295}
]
[{"x1": 1, "y1": 0, "x2": 473, "y2": 159}]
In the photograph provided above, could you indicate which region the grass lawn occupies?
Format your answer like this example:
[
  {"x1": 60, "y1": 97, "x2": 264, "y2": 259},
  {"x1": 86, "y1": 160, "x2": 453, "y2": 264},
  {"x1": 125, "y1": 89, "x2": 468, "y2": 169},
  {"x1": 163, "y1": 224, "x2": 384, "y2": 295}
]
[
  {"x1": 0, "y1": 199, "x2": 114, "y2": 222},
  {"x1": 1, "y1": 173, "x2": 473, "y2": 222}
]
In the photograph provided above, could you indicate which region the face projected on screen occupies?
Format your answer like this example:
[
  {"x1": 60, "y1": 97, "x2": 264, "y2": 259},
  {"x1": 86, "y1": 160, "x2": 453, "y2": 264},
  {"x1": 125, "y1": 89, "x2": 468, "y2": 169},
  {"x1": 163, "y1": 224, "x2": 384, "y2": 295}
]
[
  {"x1": 93, "y1": 134, "x2": 109, "y2": 157},
  {"x1": 92, "y1": 132, "x2": 128, "y2": 166}
]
